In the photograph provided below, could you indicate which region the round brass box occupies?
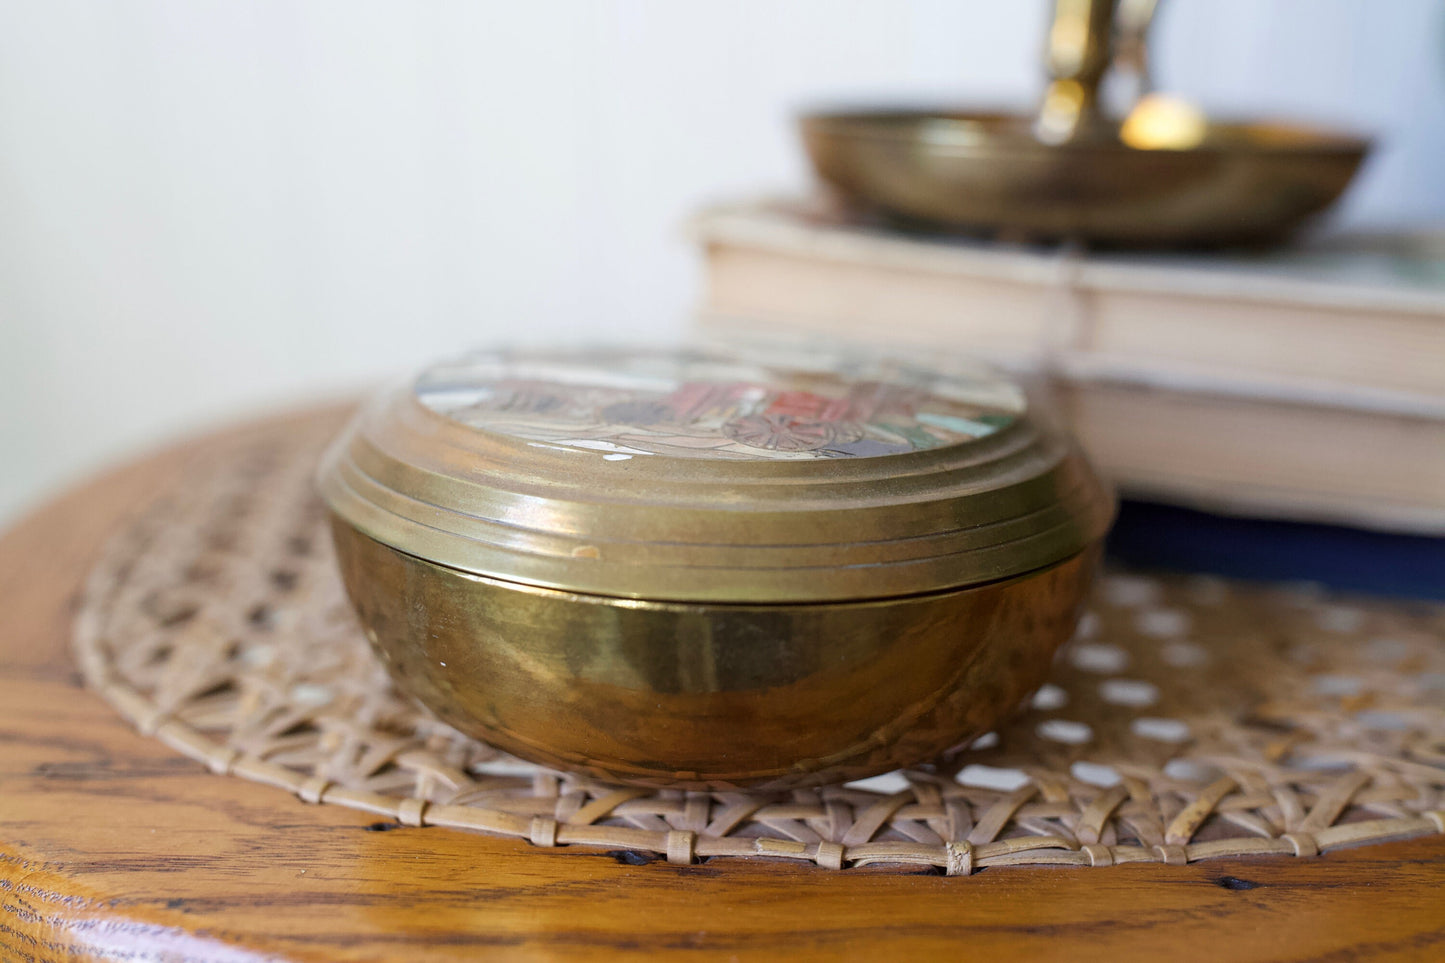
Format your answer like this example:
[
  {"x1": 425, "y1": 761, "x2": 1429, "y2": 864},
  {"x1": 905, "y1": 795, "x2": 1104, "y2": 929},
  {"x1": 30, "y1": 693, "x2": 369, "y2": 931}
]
[{"x1": 319, "y1": 345, "x2": 1113, "y2": 789}]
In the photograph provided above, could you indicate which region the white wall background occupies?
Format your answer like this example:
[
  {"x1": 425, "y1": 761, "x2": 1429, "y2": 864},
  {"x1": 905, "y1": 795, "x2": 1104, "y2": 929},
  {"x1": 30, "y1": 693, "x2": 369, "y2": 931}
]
[{"x1": 3, "y1": 0, "x2": 1443, "y2": 523}]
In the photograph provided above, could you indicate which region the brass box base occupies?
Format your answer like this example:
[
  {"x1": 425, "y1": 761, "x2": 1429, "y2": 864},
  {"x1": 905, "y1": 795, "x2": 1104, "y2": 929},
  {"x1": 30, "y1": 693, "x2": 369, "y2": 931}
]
[{"x1": 333, "y1": 518, "x2": 1097, "y2": 790}]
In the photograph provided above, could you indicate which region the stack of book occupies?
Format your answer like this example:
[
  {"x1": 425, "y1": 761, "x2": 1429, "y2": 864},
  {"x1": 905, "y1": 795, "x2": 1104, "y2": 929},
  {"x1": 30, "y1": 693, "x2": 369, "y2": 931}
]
[{"x1": 691, "y1": 200, "x2": 1445, "y2": 535}]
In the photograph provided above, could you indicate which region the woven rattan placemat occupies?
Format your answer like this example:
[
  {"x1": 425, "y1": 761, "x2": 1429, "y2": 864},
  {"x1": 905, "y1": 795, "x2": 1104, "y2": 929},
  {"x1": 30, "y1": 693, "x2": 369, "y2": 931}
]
[{"x1": 73, "y1": 417, "x2": 1445, "y2": 874}]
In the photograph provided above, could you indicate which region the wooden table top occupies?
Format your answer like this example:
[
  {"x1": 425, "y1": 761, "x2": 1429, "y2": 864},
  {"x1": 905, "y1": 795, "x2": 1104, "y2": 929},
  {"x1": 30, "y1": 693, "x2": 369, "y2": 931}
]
[{"x1": 1, "y1": 409, "x2": 1442, "y2": 962}]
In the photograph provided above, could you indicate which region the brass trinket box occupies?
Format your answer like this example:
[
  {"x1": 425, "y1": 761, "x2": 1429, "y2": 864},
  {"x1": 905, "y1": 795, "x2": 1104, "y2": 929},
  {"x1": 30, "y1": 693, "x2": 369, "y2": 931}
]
[{"x1": 319, "y1": 345, "x2": 1113, "y2": 789}]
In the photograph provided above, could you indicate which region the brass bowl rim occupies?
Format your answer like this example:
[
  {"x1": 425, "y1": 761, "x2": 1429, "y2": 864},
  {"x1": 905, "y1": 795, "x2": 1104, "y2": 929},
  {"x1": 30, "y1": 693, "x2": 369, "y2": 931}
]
[{"x1": 799, "y1": 108, "x2": 1373, "y2": 158}]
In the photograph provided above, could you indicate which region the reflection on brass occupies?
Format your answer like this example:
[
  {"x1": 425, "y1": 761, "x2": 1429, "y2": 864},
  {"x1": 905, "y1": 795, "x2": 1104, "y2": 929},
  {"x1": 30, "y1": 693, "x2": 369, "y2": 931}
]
[
  {"x1": 1118, "y1": 94, "x2": 1207, "y2": 150},
  {"x1": 333, "y1": 520, "x2": 1098, "y2": 790},
  {"x1": 800, "y1": 0, "x2": 1369, "y2": 246}
]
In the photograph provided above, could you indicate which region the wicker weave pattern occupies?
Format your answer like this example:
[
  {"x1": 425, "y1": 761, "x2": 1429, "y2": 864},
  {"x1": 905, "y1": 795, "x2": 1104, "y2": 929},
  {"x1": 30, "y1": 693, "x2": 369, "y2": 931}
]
[{"x1": 73, "y1": 418, "x2": 1445, "y2": 873}]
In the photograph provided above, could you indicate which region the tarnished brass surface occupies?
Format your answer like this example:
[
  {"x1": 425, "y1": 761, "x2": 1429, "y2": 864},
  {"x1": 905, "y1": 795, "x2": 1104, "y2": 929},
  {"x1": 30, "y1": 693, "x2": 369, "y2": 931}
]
[
  {"x1": 800, "y1": 110, "x2": 1368, "y2": 246},
  {"x1": 332, "y1": 518, "x2": 1098, "y2": 789}
]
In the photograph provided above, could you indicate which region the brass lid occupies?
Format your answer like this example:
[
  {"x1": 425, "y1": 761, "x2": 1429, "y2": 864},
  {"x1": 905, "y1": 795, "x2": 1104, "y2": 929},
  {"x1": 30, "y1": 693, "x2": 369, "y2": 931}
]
[{"x1": 318, "y1": 344, "x2": 1112, "y2": 603}]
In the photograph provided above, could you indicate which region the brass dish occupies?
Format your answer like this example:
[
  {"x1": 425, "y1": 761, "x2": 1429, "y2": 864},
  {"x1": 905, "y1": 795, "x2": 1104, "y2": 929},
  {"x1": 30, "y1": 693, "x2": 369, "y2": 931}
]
[
  {"x1": 800, "y1": 111, "x2": 1369, "y2": 247},
  {"x1": 319, "y1": 345, "x2": 1113, "y2": 789},
  {"x1": 800, "y1": 0, "x2": 1369, "y2": 247}
]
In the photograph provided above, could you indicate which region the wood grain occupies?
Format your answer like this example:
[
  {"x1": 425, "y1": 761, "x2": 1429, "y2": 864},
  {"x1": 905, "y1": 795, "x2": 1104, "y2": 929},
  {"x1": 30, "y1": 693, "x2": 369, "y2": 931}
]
[{"x1": 1, "y1": 409, "x2": 1443, "y2": 962}]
